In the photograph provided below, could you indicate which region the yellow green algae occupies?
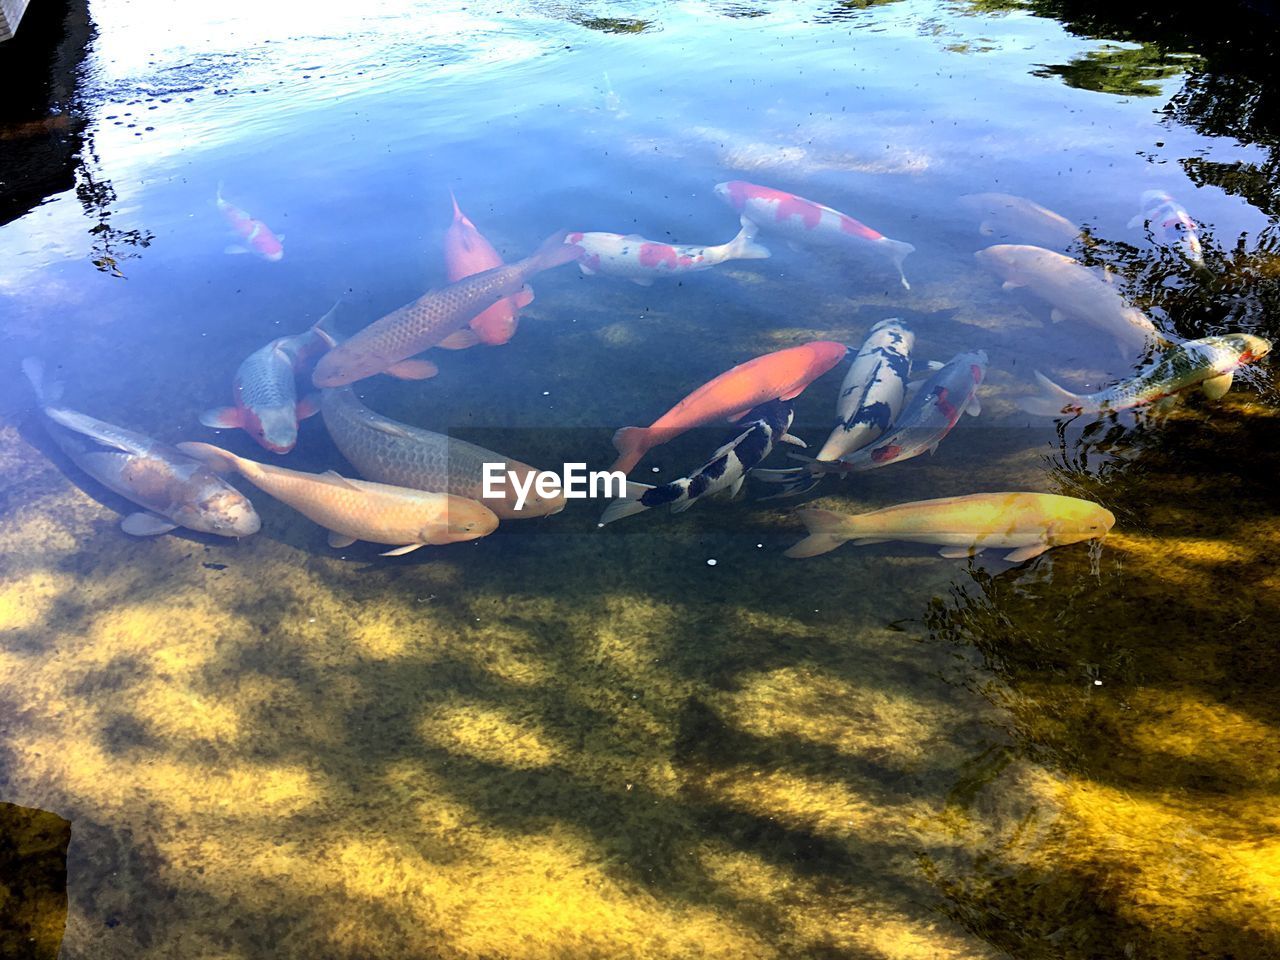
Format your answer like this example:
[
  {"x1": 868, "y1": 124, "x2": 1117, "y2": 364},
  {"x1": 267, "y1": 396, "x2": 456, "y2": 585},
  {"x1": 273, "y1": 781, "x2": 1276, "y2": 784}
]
[{"x1": 2, "y1": 241, "x2": 1280, "y2": 960}]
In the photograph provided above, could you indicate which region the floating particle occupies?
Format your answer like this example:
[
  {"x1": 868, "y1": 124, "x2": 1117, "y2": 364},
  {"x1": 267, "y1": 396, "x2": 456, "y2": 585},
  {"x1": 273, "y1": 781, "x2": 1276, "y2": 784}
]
[{"x1": 706, "y1": 559, "x2": 717, "y2": 566}]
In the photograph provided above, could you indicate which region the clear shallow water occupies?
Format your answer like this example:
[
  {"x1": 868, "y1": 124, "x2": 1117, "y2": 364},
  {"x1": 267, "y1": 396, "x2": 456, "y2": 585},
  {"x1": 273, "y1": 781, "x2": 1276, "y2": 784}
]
[{"x1": 2, "y1": 1, "x2": 1279, "y2": 957}]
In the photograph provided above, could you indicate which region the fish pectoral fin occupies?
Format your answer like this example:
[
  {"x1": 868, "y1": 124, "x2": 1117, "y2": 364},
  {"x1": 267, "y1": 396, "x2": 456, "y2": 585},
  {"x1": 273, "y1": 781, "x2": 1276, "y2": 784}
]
[
  {"x1": 224, "y1": 244, "x2": 250, "y2": 255},
  {"x1": 630, "y1": 277, "x2": 654, "y2": 287},
  {"x1": 439, "y1": 330, "x2": 481, "y2": 350},
  {"x1": 1001, "y1": 280, "x2": 1024, "y2": 291},
  {"x1": 327, "y1": 531, "x2": 357, "y2": 548},
  {"x1": 368, "y1": 419, "x2": 413, "y2": 439},
  {"x1": 779, "y1": 432, "x2": 807, "y2": 447},
  {"x1": 321, "y1": 470, "x2": 364, "y2": 491},
  {"x1": 384, "y1": 359, "x2": 439, "y2": 380},
  {"x1": 938, "y1": 545, "x2": 981, "y2": 559},
  {"x1": 381, "y1": 543, "x2": 424, "y2": 557},
  {"x1": 850, "y1": 538, "x2": 891, "y2": 546},
  {"x1": 199, "y1": 406, "x2": 244, "y2": 429},
  {"x1": 1003, "y1": 543, "x2": 1049, "y2": 563},
  {"x1": 966, "y1": 395, "x2": 982, "y2": 416},
  {"x1": 1201, "y1": 371, "x2": 1235, "y2": 400},
  {"x1": 669, "y1": 497, "x2": 696, "y2": 514},
  {"x1": 909, "y1": 360, "x2": 945, "y2": 379},
  {"x1": 725, "y1": 408, "x2": 754, "y2": 422},
  {"x1": 1126, "y1": 213, "x2": 1145, "y2": 229},
  {"x1": 578, "y1": 262, "x2": 598, "y2": 276},
  {"x1": 121, "y1": 512, "x2": 178, "y2": 536},
  {"x1": 513, "y1": 285, "x2": 534, "y2": 308},
  {"x1": 1049, "y1": 308, "x2": 1067, "y2": 324},
  {"x1": 295, "y1": 393, "x2": 322, "y2": 420},
  {"x1": 728, "y1": 476, "x2": 746, "y2": 498}
]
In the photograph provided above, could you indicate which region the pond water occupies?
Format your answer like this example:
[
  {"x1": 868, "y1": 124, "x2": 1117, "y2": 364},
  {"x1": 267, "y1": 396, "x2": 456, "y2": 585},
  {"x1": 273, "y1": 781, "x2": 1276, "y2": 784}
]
[{"x1": 2, "y1": 0, "x2": 1279, "y2": 957}]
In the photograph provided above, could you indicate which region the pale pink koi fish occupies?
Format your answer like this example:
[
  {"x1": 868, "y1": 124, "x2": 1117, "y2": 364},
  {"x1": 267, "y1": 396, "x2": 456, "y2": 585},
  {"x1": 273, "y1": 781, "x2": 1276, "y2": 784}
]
[
  {"x1": 217, "y1": 183, "x2": 285, "y2": 261},
  {"x1": 714, "y1": 180, "x2": 914, "y2": 290},
  {"x1": 566, "y1": 216, "x2": 769, "y2": 285}
]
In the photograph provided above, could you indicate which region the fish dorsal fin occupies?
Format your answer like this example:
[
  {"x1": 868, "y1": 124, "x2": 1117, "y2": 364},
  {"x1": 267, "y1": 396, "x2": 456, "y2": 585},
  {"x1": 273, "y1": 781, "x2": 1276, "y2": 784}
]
[
  {"x1": 327, "y1": 531, "x2": 357, "y2": 548},
  {"x1": 43, "y1": 408, "x2": 152, "y2": 455},
  {"x1": 322, "y1": 470, "x2": 364, "y2": 490},
  {"x1": 121, "y1": 512, "x2": 178, "y2": 536},
  {"x1": 367, "y1": 417, "x2": 414, "y2": 438}
]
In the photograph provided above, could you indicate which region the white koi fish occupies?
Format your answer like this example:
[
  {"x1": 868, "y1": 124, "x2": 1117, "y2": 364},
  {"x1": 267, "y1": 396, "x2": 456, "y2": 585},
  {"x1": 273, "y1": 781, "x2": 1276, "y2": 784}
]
[
  {"x1": 785, "y1": 492, "x2": 1116, "y2": 562},
  {"x1": 975, "y1": 244, "x2": 1164, "y2": 355},
  {"x1": 566, "y1": 217, "x2": 770, "y2": 285},
  {"x1": 958, "y1": 192, "x2": 1080, "y2": 250},
  {"x1": 1128, "y1": 189, "x2": 1205, "y2": 268},
  {"x1": 714, "y1": 180, "x2": 915, "y2": 290},
  {"x1": 200, "y1": 303, "x2": 338, "y2": 454},
  {"x1": 23, "y1": 358, "x2": 261, "y2": 538},
  {"x1": 217, "y1": 183, "x2": 284, "y2": 261}
]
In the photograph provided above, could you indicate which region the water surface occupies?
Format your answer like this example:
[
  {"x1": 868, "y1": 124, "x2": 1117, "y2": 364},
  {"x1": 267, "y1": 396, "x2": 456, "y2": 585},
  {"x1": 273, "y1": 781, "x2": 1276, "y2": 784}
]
[{"x1": 2, "y1": 1, "x2": 1279, "y2": 957}]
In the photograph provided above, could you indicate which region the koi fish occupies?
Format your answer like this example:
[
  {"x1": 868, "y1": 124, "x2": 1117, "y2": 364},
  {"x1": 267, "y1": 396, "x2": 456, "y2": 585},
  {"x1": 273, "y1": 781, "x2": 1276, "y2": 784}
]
[
  {"x1": 974, "y1": 244, "x2": 1163, "y2": 355},
  {"x1": 757, "y1": 319, "x2": 917, "y2": 497},
  {"x1": 200, "y1": 303, "x2": 339, "y2": 454},
  {"x1": 320, "y1": 386, "x2": 565, "y2": 520},
  {"x1": 958, "y1": 192, "x2": 1080, "y2": 250},
  {"x1": 610, "y1": 340, "x2": 846, "y2": 474},
  {"x1": 442, "y1": 191, "x2": 533, "y2": 347},
  {"x1": 761, "y1": 350, "x2": 986, "y2": 480},
  {"x1": 312, "y1": 231, "x2": 581, "y2": 388},
  {"x1": 600, "y1": 400, "x2": 797, "y2": 524},
  {"x1": 217, "y1": 183, "x2": 284, "y2": 261},
  {"x1": 176, "y1": 442, "x2": 498, "y2": 555},
  {"x1": 1128, "y1": 189, "x2": 1204, "y2": 268},
  {"x1": 714, "y1": 180, "x2": 914, "y2": 290},
  {"x1": 566, "y1": 216, "x2": 770, "y2": 285},
  {"x1": 22, "y1": 358, "x2": 260, "y2": 538},
  {"x1": 1019, "y1": 333, "x2": 1271, "y2": 417},
  {"x1": 785, "y1": 492, "x2": 1115, "y2": 562}
]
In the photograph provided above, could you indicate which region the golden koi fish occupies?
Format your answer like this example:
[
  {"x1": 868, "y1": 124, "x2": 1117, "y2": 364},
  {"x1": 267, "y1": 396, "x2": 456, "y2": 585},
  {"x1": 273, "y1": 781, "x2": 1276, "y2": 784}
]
[
  {"x1": 176, "y1": 442, "x2": 497, "y2": 555},
  {"x1": 786, "y1": 492, "x2": 1115, "y2": 562}
]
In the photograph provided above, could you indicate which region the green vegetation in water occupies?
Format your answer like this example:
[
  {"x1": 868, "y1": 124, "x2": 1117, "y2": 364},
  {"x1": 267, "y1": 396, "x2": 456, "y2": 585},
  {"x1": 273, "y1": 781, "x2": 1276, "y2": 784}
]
[{"x1": 1032, "y1": 44, "x2": 1201, "y2": 97}]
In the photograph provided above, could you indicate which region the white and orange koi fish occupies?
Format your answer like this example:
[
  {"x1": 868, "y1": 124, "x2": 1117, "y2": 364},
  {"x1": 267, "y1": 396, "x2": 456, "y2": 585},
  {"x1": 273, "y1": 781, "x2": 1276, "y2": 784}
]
[
  {"x1": 714, "y1": 180, "x2": 914, "y2": 290},
  {"x1": 566, "y1": 216, "x2": 769, "y2": 285},
  {"x1": 217, "y1": 183, "x2": 285, "y2": 261},
  {"x1": 200, "y1": 303, "x2": 339, "y2": 454},
  {"x1": 1128, "y1": 189, "x2": 1205, "y2": 268}
]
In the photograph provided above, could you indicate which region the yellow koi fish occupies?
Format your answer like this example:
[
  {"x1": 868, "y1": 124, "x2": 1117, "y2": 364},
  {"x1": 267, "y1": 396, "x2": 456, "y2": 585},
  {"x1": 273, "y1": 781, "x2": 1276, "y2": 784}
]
[
  {"x1": 785, "y1": 492, "x2": 1114, "y2": 562},
  {"x1": 176, "y1": 442, "x2": 497, "y2": 555}
]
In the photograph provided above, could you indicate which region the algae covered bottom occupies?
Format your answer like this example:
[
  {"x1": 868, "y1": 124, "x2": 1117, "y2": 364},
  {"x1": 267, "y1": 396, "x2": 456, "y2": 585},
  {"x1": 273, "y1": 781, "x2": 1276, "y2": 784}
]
[{"x1": 2, "y1": 0, "x2": 1280, "y2": 957}]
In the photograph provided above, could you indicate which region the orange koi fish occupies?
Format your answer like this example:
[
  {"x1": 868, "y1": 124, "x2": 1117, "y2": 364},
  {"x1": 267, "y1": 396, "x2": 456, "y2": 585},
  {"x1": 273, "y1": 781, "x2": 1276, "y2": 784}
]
[
  {"x1": 441, "y1": 191, "x2": 534, "y2": 347},
  {"x1": 611, "y1": 340, "x2": 847, "y2": 474}
]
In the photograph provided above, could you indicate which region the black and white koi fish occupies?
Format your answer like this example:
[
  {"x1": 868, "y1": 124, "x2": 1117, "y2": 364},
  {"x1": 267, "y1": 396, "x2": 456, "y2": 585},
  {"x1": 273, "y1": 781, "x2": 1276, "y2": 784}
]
[{"x1": 599, "y1": 400, "x2": 798, "y2": 524}]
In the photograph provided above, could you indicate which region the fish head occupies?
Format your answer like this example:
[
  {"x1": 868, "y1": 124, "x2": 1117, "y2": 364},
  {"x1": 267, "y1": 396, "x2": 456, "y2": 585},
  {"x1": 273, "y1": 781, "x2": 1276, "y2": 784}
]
[
  {"x1": 973, "y1": 244, "x2": 1022, "y2": 280},
  {"x1": 867, "y1": 317, "x2": 914, "y2": 351},
  {"x1": 177, "y1": 478, "x2": 262, "y2": 537},
  {"x1": 1229, "y1": 333, "x2": 1273, "y2": 365},
  {"x1": 1139, "y1": 188, "x2": 1173, "y2": 210},
  {"x1": 437, "y1": 496, "x2": 500, "y2": 542},
  {"x1": 713, "y1": 181, "x2": 747, "y2": 210},
  {"x1": 806, "y1": 340, "x2": 851, "y2": 377},
  {"x1": 1050, "y1": 501, "x2": 1116, "y2": 546},
  {"x1": 505, "y1": 464, "x2": 568, "y2": 518},
  {"x1": 248, "y1": 405, "x2": 300, "y2": 454}
]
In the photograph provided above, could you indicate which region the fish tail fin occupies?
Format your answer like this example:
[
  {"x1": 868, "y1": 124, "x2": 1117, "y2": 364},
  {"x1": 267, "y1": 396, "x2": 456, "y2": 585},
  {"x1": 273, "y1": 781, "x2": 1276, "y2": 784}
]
[
  {"x1": 599, "y1": 481, "x2": 656, "y2": 525},
  {"x1": 1017, "y1": 371, "x2": 1093, "y2": 417},
  {"x1": 881, "y1": 238, "x2": 915, "y2": 291},
  {"x1": 175, "y1": 441, "x2": 242, "y2": 475},
  {"x1": 610, "y1": 426, "x2": 650, "y2": 474},
  {"x1": 783, "y1": 508, "x2": 859, "y2": 558},
  {"x1": 21, "y1": 357, "x2": 64, "y2": 407},
  {"x1": 216, "y1": 179, "x2": 226, "y2": 205},
  {"x1": 313, "y1": 298, "x2": 344, "y2": 347},
  {"x1": 449, "y1": 189, "x2": 463, "y2": 220},
  {"x1": 723, "y1": 215, "x2": 771, "y2": 261},
  {"x1": 527, "y1": 229, "x2": 584, "y2": 273}
]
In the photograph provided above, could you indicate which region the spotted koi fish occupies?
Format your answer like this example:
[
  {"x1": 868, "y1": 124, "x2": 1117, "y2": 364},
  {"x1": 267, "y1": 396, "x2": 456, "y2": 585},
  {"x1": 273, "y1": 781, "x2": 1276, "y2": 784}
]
[
  {"x1": 566, "y1": 216, "x2": 770, "y2": 285},
  {"x1": 217, "y1": 183, "x2": 284, "y2": 261},
  {"x1": 785, "y1": 350, "x2": 986, "y2": 476},
  {"x1": 1019, "y1": 333, "x2": 1271, "y2": 417},
  {"x1": 200, "y1": 303, "x2": 338, "y2": 454},
  {"x1": 714, "y1": 180, "x2": 914, "y2": 290},
  {"x1": 600, "y1": 400, "x2": 797, "y2": 524},
  {"x1": 1128, "y1": 189, "x2": 1204, "y2": 268}
]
